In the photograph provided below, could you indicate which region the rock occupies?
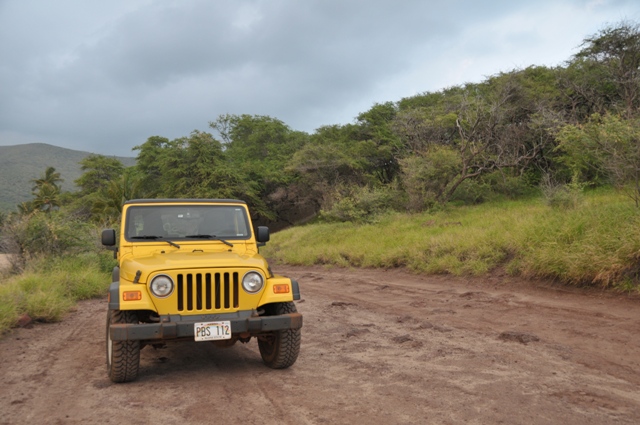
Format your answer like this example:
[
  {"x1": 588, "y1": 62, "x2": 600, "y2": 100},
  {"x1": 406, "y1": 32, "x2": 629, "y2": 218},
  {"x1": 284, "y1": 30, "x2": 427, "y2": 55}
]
[{"x1": 16, "y1": 314, "x2": 32, "y2": 328}]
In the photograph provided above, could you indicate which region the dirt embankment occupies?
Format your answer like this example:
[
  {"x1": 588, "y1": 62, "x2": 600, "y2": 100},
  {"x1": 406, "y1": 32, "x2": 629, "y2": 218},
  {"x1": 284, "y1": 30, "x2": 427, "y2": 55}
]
[{"x1": 1, "y1": 265, "x2": 640, "y2": 424}]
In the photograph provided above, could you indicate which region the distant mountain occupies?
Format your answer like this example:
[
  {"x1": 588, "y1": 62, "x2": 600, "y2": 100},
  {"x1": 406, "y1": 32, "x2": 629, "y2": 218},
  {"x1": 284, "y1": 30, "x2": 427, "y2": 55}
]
[{"x1": 0, "y1": 143, "x2": 135, "y2": 212}]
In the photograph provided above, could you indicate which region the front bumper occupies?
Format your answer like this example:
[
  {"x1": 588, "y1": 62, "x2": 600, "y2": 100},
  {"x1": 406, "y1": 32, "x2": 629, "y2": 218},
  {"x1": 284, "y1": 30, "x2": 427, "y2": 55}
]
[{"x1": 110, "y1": 310, "x2": 303, "y2": 341}]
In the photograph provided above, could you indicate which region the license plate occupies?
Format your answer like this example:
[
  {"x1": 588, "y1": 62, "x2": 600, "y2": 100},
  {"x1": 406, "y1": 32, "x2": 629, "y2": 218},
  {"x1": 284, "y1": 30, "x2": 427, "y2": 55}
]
[{"x1": 194, "y1": 321, "x2": 231, "y2": 341}]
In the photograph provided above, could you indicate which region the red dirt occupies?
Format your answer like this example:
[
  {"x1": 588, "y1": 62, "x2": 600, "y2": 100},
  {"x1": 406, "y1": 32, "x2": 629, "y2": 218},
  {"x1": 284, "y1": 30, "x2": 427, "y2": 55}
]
[{"x1": 1, "y1": 265, "x2": 640, "y2": 424}]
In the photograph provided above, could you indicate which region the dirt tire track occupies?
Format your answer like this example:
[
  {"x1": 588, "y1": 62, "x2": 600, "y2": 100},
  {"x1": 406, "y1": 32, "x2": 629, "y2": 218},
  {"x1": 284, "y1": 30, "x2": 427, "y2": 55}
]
[{"x1": 1, "y1": 265, "x2": 640, "y2": 424}]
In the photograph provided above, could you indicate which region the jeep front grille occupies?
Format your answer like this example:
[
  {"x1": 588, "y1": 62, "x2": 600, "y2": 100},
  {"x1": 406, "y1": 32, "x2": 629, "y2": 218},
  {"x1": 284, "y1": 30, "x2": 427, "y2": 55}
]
[{"x1": 176, "y1": 272, "x2": 239, "y2": 312}]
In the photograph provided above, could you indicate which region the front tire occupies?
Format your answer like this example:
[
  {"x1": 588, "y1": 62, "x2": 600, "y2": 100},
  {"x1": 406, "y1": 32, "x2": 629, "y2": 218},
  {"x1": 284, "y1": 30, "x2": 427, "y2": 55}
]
[
  {"x1": 258, "y1": 302, "x2": 301, "y2": 369},
  {"x1": 106, "y1": 309, "x2": 140, "y2": 383}
]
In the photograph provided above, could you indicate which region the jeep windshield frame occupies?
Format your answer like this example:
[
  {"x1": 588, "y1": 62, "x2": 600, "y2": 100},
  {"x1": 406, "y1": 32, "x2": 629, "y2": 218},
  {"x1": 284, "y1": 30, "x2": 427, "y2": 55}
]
[{"x1": 123, "y1": 204, "x2": 252, "y2": 243}]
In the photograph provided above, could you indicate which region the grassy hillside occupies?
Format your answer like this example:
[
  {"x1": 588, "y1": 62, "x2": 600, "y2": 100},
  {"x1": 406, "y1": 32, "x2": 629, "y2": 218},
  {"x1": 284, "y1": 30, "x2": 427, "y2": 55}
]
[
  {"x1": 263, "y1": 189, "x2": 640, "y2": 290},
  {"x1": 0, "y1": 143, "x2": 135, "y2": 211}
]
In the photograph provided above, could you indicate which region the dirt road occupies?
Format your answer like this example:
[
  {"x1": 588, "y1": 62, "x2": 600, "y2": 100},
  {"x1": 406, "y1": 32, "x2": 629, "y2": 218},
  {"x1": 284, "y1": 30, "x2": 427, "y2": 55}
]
[{"x1": 1, "y1": 265, "x2": 639, "y2": 425}]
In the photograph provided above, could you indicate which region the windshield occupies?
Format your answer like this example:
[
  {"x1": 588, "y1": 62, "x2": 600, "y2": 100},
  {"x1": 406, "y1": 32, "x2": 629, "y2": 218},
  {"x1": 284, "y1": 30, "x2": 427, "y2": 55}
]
[{"x1": 124, "y1": 205, "x2": 251, "y2": 242}]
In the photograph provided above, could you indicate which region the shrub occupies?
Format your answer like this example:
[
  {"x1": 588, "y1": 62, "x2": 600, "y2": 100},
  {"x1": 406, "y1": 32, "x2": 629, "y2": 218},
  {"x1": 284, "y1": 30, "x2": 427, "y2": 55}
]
[
  {"x1": 320, "y1": 185, "x2": 399, "y2": 223},
  {"x1": 449, "y1": 179, "x2": 492, "y2": 204},
  {"x1": 0, "y1": 210, "x2": 95, "y2": 269},
  {"x1": 540, "y1": 174, "x2": 583, "y2": 209},
  {"x1": 483, "y1": 172, "x2": 537, "y2": 199},
  {"x1": 399, "y1": 146, "x2": 461, "y2": 211}
]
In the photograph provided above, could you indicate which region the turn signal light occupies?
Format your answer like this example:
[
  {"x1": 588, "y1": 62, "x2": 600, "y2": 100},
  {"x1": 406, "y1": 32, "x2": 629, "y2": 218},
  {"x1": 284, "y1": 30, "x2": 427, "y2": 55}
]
[
  {"x1": 273, "y1": 284, "x2": 290, "y2": 294},
  {"x1": 123, "y1": 291, "x2": 142, "y2": 301}
]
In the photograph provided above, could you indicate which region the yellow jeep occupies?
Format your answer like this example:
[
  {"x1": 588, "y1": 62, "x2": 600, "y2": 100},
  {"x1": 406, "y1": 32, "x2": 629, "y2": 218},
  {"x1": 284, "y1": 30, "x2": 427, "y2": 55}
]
[{"x1": 101, "y1": 199, "x2": 302, "y2": 383}]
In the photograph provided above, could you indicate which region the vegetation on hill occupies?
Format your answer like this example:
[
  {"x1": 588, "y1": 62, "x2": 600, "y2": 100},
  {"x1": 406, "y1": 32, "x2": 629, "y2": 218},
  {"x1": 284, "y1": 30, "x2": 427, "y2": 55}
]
[
  {"x1": 32, "y1": 20, "x2": 634, "y2": 230},
  {"x1": 1, "y1": 20, "x2": 640, "y2": 334},
  {"x1": 0, "y1": 21, "x2": 637, "y2": 230},
  {"x1": 0, "y1": 143, "x2": 135, "y2": 212},
  {"x1": 263, "y1": 189, "x2": 640, "y2": 289}
]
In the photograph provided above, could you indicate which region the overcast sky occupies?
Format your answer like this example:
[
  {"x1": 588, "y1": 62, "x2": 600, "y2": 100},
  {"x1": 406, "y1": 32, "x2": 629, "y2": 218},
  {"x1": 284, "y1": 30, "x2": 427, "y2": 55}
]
[{"x1": 1, "y1": 0, "x2": 639, "y2": 157}]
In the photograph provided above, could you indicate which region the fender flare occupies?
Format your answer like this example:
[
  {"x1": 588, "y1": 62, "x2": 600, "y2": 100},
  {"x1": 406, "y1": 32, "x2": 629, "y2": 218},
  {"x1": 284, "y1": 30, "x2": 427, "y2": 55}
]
[
  {"x1": 108, "y1": 281, "x2": 120, "y2": 310},
  {"x1": 291, "y1": 278, "x2": 301, "y2": 300}
]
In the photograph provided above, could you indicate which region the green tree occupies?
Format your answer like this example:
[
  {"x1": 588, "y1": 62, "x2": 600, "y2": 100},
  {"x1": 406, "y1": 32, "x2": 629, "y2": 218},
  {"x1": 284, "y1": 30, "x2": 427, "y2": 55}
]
[
  {"x1": 355, "y1": 102, "x2": 403, "y2": 184},
  {"x1": 287, "y1": 124, "x2": 375, "y2": 214},
  {"x1": 30, "y1": 166, "x2": 63, "y2": 213},
  {"x1": 570, "y1": 21, "x2": 640, "y2": 118},
  {"x1": 392, "y1": 71, "x2": 559, "y2": 208},
  {"x1": 132, "y1": 136, "x2": 171, "y2": 198},
  {"x1": 557, "y1": 113, "x2": 640, "y2": 205},
  {"x1": 558, "y1": 56, "x2": 615, "y2": 121},
  {"x1": 31, "y1": 182, "x2": 60, "y2": 213},
  {"x1": 31, "y1": 166, "x2": 63, "y2": 192},
  {"x1": 72, "y1": 155, "x2": 130, "y2": 222},
  {"x1": 75, "y1": 155, "x2": 125, "y2": 196},
  {"x1": 159, "y1": 130, "x2": 252, "y2": 201},
  {"x1": 290, "y1": 124, "x2": 370, "y2": 184},
  {"x1": 133, "y1": 131, "x2": 262, "y2": 212},
  {"x1": 400, "y1": 146, "x2": 461, "y2": 211},
  {"x1": 90, "y1": 169, "x2": 144, "y2": 223},
  {"x1": 210, "y1": 114, "x2": 309, "y2": 223}
]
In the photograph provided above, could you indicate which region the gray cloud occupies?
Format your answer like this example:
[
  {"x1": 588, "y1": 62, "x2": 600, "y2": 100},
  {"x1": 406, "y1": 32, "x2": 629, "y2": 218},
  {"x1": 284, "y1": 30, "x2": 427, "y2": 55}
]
[{"x1": 1, "y1": 0, "x2": 639, "y2": 156}]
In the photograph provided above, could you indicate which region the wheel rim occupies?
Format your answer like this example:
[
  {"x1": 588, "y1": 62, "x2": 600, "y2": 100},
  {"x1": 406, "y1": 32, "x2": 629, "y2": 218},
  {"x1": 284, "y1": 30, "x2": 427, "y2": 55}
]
[{"x1": 260, "y1": 334, "x2": 277, "y2": 357}]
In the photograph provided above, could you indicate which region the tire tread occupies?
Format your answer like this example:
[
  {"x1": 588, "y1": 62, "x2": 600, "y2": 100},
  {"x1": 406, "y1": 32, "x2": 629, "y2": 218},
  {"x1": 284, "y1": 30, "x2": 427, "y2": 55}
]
[
  {"x1": 258, "y1": 302, "x2": 301, "y2": 369},
  {"x1": 107, "y1": 310, "x2": 140, "y2": 383}
]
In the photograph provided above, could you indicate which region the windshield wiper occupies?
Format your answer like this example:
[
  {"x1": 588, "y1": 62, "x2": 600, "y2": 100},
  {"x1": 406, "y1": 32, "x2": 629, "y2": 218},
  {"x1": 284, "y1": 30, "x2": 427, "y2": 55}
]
[
  {"x1": 185, "y1": 235, "x2": 234, "y2": 247},
  {"x1": 131, "y1": 236, "x2": 181, "y2": 249}
]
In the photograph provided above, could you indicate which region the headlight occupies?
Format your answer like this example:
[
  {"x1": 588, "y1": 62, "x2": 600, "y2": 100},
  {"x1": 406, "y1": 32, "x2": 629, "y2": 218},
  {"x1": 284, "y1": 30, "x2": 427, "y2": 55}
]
[
  {"x1": 242, "y1": 271, "x2": 264, "y2": 293},
  {"x1": 150, "y1": 274, "x2": 174, "y2": 298}
]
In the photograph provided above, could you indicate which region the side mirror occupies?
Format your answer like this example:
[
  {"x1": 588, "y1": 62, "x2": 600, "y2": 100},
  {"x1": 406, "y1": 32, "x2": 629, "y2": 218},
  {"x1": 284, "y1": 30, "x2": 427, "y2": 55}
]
[
  {"x1": 256, "y1": 226, "x2": 270, "y2": 244},
  {"x1": 102, "y1": 229, "x2": 116, "y2": 247}
]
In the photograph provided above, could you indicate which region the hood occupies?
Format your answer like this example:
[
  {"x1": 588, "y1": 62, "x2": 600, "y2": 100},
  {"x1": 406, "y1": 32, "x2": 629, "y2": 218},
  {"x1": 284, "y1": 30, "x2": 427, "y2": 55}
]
[{"x1": 120, "y1": 250, "x2": 269, "y2": 283}]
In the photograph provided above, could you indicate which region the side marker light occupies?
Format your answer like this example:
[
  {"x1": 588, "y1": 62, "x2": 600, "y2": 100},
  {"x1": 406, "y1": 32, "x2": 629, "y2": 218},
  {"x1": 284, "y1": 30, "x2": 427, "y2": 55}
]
[
  {"x1": 123, "y1": 291, "x2": 142, "y2": 301},
  {"x1": 273, "y1": 284, "x2": 290, "y2": 294}
]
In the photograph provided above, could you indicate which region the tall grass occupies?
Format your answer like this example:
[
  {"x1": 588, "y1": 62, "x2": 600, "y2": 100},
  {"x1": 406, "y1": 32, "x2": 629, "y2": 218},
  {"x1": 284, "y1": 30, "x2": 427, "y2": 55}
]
[
  {"x1": 0, "y1": 252, "x2": 114, "y2": 335},
  {"x1": 264, "y1": 189, "x2": 640, "y2": 290},
  {"x1": 515, "y1": 192, "x2": 640, "y2": 285}
]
